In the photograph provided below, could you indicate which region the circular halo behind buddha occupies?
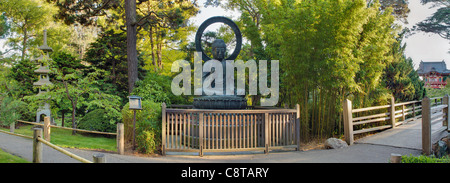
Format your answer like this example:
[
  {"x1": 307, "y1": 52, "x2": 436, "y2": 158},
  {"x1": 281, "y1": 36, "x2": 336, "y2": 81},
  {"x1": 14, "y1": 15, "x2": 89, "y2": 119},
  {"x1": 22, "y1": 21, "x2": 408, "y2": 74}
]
[{"x1": 193, "y1": 16, "x2": 247, "y2": 109}]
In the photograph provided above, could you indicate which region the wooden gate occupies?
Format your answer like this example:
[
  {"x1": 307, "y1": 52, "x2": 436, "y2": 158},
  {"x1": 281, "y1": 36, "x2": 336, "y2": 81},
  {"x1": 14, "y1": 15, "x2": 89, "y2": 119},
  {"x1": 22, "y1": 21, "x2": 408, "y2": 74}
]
[{"x1": 162, "y1": 104, "x2": 300, "y2": 156}]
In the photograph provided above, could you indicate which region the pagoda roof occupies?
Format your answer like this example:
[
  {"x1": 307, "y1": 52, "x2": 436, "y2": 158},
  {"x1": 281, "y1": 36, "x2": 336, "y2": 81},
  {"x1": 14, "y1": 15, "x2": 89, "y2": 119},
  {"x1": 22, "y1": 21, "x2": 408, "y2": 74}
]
[
  {"x1": 34, "y1": 66, "x2": 50, "y2": 74},
  {"x1": 33, "y1": 78, "x2": 53, "y2": 86},
  {"x1": 417, "y1": 60, "x2": 450, "y2": 75},
  {"x1": 37, "y1": 44, "x2": 53, "y2": 52}
]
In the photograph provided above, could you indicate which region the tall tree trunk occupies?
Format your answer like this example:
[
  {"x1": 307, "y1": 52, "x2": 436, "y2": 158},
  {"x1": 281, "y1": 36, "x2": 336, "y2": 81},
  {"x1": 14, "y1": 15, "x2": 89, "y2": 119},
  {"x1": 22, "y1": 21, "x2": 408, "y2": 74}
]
[
  {"x1": 125, "y1": 0, "x2": 138, "y2": 93},
  {"x1": 61, "y1": 112, "x2": 65, "y2": 127},
  {"x1": 156, "y1": 27, "x2": 162, "y2": 70},
  {"x1": 21, "y1": 23, "x2": 27, "y2": 61},
  {"x1": 63, "y1": 80, "x2": 77, "y2": 135},
  {"x1": 112, "y1": 58, "x2": 116, "y2": 85},
  {"x1": 71, "y1": 101, "x2": 77, "y2": 135},
  {"x1": 158, "y1": 41, "x2": 162, "y2": 69},
  {"x1": 150, "y1": 26, "x2": 156, "y2": 72}
]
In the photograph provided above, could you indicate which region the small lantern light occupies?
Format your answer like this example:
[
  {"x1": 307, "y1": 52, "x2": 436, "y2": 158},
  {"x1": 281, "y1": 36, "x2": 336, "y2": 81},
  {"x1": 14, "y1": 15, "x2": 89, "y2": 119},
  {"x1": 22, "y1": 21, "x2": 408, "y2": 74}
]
[{"x1": 128, "y1": 95, "x2": 142, "y2": 110}]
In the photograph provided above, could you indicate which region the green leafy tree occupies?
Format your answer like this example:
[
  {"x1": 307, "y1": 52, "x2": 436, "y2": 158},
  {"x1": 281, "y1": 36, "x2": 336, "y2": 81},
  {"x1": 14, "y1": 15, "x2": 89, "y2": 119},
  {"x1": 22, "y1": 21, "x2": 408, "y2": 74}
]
[
  {"x1": 132, "y1": 72, "x2": 190, "y2": 105},
  {"x1": 259, "y1": 0, "x2": 400, "y2": 139},
  {"x1": 84, "y1": 29, "x2": 149, "y2": 103},
  {"x1": 44, "y1": 68, "x2": 122, "y2": 135},
  {"x1": 0, "y1": 0, "x2": 56, "y2": 61},
  {"x1": 50, "y1": 51, "x2": 87, "y2": 127},
  {"x1": 7, "y1": 59, "x2": 37, "y2": 98},
  {"x1": 0, "y1": 13, "x2": 9, "y2": 38},
  {"x1": 84, "y1": 29, "x2": 129, "y2": 99},
  {"x1": 382, "y1": 31, "x2": 425, "y2": 101},
  {"x1": 0, "y1": 97, "x2": 27, "y2": 126},
  {"x1": 371, "y1": 0, "x2": 411, "y2": 23},
  {"x1": 48, "y1": 0, "x2": 199, "y2": 93},
  {"x1": 415, "y1": 0, "x2": 449, "y2": 40}
]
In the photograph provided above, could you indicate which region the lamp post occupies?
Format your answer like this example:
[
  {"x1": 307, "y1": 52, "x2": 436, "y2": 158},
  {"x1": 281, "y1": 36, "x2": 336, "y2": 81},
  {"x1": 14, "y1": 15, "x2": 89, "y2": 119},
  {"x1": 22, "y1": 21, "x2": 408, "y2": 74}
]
[{"x1": 128, "y1": 95, "x2": 142, "y2": 150}]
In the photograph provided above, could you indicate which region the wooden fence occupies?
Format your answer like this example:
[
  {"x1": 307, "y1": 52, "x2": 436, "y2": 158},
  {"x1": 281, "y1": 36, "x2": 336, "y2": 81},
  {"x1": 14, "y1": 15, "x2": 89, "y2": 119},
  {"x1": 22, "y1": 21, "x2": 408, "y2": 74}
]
[
  {"x1": 343, "y1": 96, "x2": 423, "y2": 145},
  {"x1": 162, "y1": 103, "x2": 301, "y2": 156},
  {"x1": 343, "y1": 95, "x2": 449, "y2": 155},
  {"x1": 31, "y1": 127, "x2": 105, "y2": 163},
  {"x1": 10, "y1": 117, "x2": 125, "y2": 155}
]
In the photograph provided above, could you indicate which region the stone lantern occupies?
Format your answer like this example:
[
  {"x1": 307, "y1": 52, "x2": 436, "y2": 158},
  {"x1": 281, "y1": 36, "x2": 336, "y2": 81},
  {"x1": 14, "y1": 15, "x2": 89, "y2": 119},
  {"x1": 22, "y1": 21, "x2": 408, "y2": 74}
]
[{"x1": 33, "y1": 29, "x2": 53, "y2": 123}]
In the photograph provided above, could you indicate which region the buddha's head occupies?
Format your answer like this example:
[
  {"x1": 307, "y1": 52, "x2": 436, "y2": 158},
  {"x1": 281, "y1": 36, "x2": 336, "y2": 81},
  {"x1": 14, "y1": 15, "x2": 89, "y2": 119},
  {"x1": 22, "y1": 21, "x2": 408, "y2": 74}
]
[{"x1": 211, "y1": 39, "x2": 226, "y2": 61}]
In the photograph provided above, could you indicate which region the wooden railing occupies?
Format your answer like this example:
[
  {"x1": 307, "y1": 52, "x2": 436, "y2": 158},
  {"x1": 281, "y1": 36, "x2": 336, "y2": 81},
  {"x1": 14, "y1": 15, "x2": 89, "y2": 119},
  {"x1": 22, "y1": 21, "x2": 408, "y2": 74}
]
[
  {"x1": 162, "y1": 103, "x2": 301, "y2": 156},
  {"x1": 344, "y1": 95, "x2": 449, "y2": 155},
  {"x1": 9, "y1": 117, "x2": 125, "y2": 155},
  {"x1": 343, "y1": 96, "x2": 424, "y2": 145},
  {"x1": 421, "y1": 96, "x2": 450, "y2": 155},
  {"x1": 31, "y1": 127, "x2": 105, "y2": 163}
]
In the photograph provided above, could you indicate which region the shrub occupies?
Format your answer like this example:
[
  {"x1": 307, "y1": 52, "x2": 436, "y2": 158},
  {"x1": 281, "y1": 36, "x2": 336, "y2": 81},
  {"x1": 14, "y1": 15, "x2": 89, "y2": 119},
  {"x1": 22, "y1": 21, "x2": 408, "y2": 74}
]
[
  {"x1": 132, "y1": 72, "x2": 191, "y2": 105},
  {"x1": 121, "y1": 100, "x2": 162, "y2": 154},
  {"x1": 401, "y1": 154, "x2": 450, "y2": 163},
  {"x1": 77, "y1": 109, "x2": 117, "y2": 132},
  {"x1": 136, "y1": 121, "x2": 160, "y2": 154},
  {"x1": 0, "y1": 97, "x2": 28, "y2": 126}
]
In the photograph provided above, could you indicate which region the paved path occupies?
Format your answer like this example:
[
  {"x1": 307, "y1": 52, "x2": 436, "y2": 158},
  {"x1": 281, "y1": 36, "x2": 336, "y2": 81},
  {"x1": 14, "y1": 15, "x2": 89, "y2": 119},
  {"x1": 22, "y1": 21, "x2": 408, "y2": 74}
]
[
  {"x1": 356, "y1": 118, "x2": 448, "y2": 150},
  {"x1": 0, "y1": 118, "x2": 446, "y2": 163}
]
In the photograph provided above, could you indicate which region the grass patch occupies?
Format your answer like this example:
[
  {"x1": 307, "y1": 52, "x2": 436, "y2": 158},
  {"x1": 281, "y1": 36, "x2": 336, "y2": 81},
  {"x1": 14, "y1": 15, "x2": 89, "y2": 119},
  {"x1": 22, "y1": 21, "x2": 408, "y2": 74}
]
[
  {"x1": 4, "y1": 124, "x2": 116, "y2": 152},
  {"x1": 0, "y1": 148, "x2": 29, "y2": 163}
]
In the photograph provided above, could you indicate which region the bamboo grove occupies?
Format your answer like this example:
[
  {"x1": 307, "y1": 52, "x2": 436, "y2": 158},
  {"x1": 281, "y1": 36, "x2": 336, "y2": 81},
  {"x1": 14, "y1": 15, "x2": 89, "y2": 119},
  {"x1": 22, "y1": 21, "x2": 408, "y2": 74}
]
[{"x1": 251, "y1": 0, "x2": 425, "y2": 141}]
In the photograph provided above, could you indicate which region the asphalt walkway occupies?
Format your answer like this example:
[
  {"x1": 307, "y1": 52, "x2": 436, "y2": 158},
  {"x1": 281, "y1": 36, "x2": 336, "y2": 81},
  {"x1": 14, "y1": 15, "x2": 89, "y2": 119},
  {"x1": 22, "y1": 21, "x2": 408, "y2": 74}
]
[{"x1": 0, "y1": 118, "x2": 446, "y2": 163}]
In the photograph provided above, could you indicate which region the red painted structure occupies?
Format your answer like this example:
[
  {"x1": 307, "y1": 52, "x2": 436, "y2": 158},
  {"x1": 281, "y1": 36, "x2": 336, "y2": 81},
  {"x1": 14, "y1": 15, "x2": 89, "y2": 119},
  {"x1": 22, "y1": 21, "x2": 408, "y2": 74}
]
[{"x1": 417, "y1": 61, "x2": 449, "y2": 89}]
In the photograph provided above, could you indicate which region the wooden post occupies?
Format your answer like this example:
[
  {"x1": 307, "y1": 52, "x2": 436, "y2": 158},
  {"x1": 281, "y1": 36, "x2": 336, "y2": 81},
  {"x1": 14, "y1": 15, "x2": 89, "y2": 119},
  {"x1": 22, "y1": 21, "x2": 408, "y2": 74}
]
[
  {"x1": 132, "y1": 110, "x2": 137, "y2": 150},
  {"x1": 117, "y1": 123, "x2": 124, "y2": 155},
  {"x1": 295, "y1": 104, "x2": 300, "y2": 151},
  {"x1": 447, "y1": 134, "x2": 450, "y2": 149},
  {"x1": 402, "y1": 105, "x2": 406, "y2": 122},
  {"x1": 343, "y1": 99, "x2": 354, "y2": 145},
  {"x1": 161, "y1": 103, "x2": 166, "y2": 156},
  {"x1": 33, "y1": 128, "x2": 43, "y2": 163},
  {"x1": 9, "y1": 122, "x2": 14, "y2": 133},
  {"x1": 412, "y1": 103, "x2": 416, "y2": 118},
  {"x1": 264, "y1": 112, "x2": 269, "y2": 154},
  {"x1": 44, "y1": 117, "x2": 51, "y2": 141},
  {"x1": 422, "y1": 97, "x2": 432, "y2": 155},
  {"x1": 390, "y1": 96, "x2": 396, "y2": 128},
  {"x1": 199, "y1": 113, "x2": 204, "y2": 157},
  {"x1": 443, "y1": 95, "x2": 449, "y2": 128},
  {"x1": 390, "y1": 153, "x2": 402, "y2": 163},
  {"x1": 93, "y1": 153, "x2": 106, "y2": 163}
]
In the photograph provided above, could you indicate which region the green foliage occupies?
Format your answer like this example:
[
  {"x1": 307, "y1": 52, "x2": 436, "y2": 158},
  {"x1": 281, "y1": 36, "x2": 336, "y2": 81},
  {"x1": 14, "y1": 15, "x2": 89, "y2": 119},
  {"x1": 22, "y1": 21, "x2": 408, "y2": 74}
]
[
  {"x1": 136, "y1": 120, "x2": 161, "y2": 154},
  {"x1": 78, "y1": 109, "x2": 117, "y2": 132},
  {"x1": 401, "y1": 154, "x2": 450, "y2": 163},
  {"x1": 383, "y1": 32, "x2": 425, "y2": 102},
  {"x1": 258, "y1": 0, "x2": 401, "y2": 139},
  {"x1": 132, "y1": 72, "x2": 191, "y2": 105},
  {"x1": 0, "y1": 0, "x2": 57, "y2": 60},
  {"x1": 7, "y1": 59, "x2": 37, "y2": 98},
  {"x1": 426, "y1": 85, "x2": 450, "y2": 98},
  {"x1": 84, "y1": 29, "x2": 129, "y2": 99},
  {"x1": 121, "y1": 100, "x2": 162, "y2": 154},
  {"x1": 0, "y1": 97, "x2": 28, "y2": 126},
  {"x1": 51, "y1": 51, "x2": 87, "y2": 76},
  {"x1": 415, "y1": 0, "x2": 449, "y2": 40},
  {"x1": 0, "y1": 13, "x2": 9, "y2": 38}
]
